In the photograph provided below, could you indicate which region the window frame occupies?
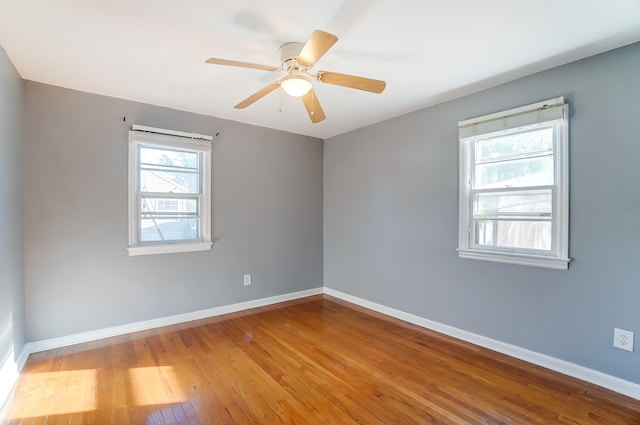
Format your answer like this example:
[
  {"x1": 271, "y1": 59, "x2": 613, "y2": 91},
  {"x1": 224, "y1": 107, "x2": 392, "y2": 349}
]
[
  {"x1": 457, "y1": 98, "x2": 570, "y2": 270},
  {"x1": 128, "y1": 125, "x2": 213, "y2": 256}
]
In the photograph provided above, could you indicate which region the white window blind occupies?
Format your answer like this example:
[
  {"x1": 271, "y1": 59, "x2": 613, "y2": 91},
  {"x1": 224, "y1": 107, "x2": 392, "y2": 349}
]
[{"x1": 459, "y1": 97, "x2": 566, "y2": 139}]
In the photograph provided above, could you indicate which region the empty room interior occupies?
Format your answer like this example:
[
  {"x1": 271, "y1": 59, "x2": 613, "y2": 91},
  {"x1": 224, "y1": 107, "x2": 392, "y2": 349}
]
[{"x1": 1, "y1": 1, "x2": 640, "y2": 423}]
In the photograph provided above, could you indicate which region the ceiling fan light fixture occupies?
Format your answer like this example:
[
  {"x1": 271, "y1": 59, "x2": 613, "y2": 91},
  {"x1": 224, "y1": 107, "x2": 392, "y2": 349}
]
[{"x1": 280, "y1": 75, "x2": 313, "y2": 97}]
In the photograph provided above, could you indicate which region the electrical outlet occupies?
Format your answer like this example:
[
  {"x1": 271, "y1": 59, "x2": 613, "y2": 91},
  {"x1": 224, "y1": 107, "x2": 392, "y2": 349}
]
[
  {"x1": 613, "y1": 328, "x2": 634, "y2": 352},
  {"x1": 243, "y1": 274, "x2": 252, "y2": 286}
]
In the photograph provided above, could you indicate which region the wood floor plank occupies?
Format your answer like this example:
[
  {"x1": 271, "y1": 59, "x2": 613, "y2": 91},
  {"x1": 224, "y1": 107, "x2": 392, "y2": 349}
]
[{"x1": 3, "y1": 295, "x2": 639, "y2": 424}]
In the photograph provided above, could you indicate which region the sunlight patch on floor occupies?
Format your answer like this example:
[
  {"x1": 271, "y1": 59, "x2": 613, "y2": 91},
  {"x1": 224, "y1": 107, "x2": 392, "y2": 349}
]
[
  {"x1": 6, "y1": 369, "x2": 97, "y2": 419},
  {"x1": 128, "y1": 366, "x2": 187, "y2": 406}
]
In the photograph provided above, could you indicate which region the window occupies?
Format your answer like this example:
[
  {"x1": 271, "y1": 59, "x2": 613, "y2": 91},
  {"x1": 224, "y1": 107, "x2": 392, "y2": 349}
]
[
  {"x1": 128, "y1": 125, "x2": 212, "y2": 256},
  {"x1": 458, "y1": 97, "x2": 570, "y2": 270}
]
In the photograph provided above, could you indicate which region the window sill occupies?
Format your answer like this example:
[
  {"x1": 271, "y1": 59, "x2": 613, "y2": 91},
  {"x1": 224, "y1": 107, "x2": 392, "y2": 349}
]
[
  {"x1": 457, "y1": 249, "x2": 570, "y2": 270},
  {"x1": 128, "y1": 241, "x2": 212, "y2": 256}
]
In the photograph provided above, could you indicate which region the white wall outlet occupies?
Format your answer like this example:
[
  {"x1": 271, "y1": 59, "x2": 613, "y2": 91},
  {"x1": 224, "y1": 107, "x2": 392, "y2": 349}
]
[
  {"x1": 613, "y1": 328, "x2": 634, "y2": 352},
  {"x1": 243, "y1": 274, "x2": 252, "y2": 286}
]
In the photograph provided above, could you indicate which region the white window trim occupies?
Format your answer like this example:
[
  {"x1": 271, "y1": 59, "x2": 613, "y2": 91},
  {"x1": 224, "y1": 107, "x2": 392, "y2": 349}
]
[
  {"x1": 457, "y1": 97, "x2": 570, "y2": 270},
  {"x1": 128, "y1": 125, "x2": 213, "y2": 256}
]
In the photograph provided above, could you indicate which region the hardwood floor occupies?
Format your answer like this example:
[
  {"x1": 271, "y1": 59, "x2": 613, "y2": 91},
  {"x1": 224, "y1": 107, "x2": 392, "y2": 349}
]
[{"x1": 3, "y1": 295, "x2": 639, "y2": 424}]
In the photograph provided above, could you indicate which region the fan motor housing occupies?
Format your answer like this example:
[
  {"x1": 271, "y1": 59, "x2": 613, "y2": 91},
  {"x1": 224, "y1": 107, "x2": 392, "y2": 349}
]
[{"x1": 279, "y1": 42, "x2": 305, "y2": 66}]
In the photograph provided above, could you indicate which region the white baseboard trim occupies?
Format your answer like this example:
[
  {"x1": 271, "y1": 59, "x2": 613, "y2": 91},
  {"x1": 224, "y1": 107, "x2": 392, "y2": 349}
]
[
  {"x1": 25, "y1": 287, "x2": 323, "y2": 355},
  {"x1": 5, "y1": 284, "x2": 638, "y2": 411},
  {"x1": 323, "y1": 287, "x2": 640, "y2": 401}
]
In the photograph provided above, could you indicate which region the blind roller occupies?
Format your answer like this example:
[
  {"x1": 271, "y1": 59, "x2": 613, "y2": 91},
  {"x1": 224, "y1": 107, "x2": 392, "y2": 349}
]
[
  {"x1": 130, "y1": 126, "x2": 212, "y2": 152},
  {"x1": 459, "y1": 97, "x2": 566, "y2": 140}
]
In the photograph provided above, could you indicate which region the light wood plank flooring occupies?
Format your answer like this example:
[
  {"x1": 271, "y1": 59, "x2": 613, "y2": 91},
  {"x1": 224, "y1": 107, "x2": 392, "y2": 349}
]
[{"x1": 2, "y1": 295, "x2": 639, "y2": 424}]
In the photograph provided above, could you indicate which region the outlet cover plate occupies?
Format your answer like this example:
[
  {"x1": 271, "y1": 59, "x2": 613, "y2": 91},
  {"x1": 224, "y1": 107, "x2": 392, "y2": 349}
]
[
  {"x1": 244, "y1": 274, "x2": 252, "y2": 286},
  {"x1": 613, "y1": 328, "x2": 634, "y2": 352}
]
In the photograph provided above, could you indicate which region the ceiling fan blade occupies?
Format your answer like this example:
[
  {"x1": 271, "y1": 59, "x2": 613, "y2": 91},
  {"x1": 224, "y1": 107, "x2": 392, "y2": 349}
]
[
  {"x1": 234, "y1": 83, "x2": 280, "y2": 109},
  {"x1": 301, "y1": 89, "x2": 326, "y2": 123},
  {"x1": 205, "y1": 58, "x2": 279, "y2": 72},
  {"x1": 317, "y1": 71, "x2": 386, "y2": 94},
  {"x1": 297, "y1": 30, "x2": 338, "y2": 68}
]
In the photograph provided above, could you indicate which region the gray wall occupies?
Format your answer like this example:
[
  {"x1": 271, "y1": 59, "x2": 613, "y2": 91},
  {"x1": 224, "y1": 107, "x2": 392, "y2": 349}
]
[
  {"x1": 0, "y1": 48, "x2": 25, "y2": 376},
  {"x1": 23, "y1": 82, "x2": 323, "y2": 342},
  {"x1": 324, "y1": 42, "x2": 640, "y2": 384}
]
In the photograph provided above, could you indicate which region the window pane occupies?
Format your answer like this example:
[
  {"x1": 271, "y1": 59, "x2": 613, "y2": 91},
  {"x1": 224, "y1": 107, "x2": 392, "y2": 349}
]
[
  {"x1": 140, "y1": 170, "x2": 199, "y2": 193},
  {"x1": 140, "y1": 146, "x2": 198, "y2": 171},
  {"x1": 140, "y1": 218, "x2": 199, "y2": 242},
  {"x1": 474, "y1": 190, "x2": 551, "y2": 219},
  {"x1": 475, "y1": 155, "x2": 553, "y2": 189},
  {"x1": 475, "y1": 127, "x2": 553, "y2": 163},
  {"x1": 475, "y1": 220, "x2": 551, "y2": 251},
  {"x1": 141, "y1": 196, "x2": 198, "y2": 216},
  {"x1": 157, "y1": 199, "x2": 178, "y2": 211}
]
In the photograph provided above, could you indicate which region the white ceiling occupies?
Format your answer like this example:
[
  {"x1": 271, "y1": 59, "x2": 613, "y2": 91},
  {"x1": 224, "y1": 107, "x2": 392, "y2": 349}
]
[{"x1": 1, "y1": 1, "x2": 639, "y2": 139}]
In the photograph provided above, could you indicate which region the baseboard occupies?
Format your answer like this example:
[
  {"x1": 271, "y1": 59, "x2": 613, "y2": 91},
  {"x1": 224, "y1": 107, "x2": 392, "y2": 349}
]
[
  {"x1": 25, "y1": 287, "x2": 324, "y2": 355},
  {"x1": 6, "y1": 285, "x2": 638, "y2": 408},
  {"x1": 323, "y1": 287, "x2": 640, "y2": 401}
]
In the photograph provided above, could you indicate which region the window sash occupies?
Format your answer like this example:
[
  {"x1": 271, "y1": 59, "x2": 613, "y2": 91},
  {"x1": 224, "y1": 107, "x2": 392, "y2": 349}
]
[
  {"x1": 136, "y1": 148, "x2": 204, "y2": 244},
  {"x1": 470, "y1": 185, "x2": 555, "y2": 254},
  {"x1": 470, "y1": 128, "x2": 556, "y2": 242}
]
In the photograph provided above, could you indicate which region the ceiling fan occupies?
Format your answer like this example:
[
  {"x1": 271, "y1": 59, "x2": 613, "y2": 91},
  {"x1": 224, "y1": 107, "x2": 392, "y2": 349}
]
[{"x1": 205, "y1": 30, "x2": 386, "y2": 123}]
